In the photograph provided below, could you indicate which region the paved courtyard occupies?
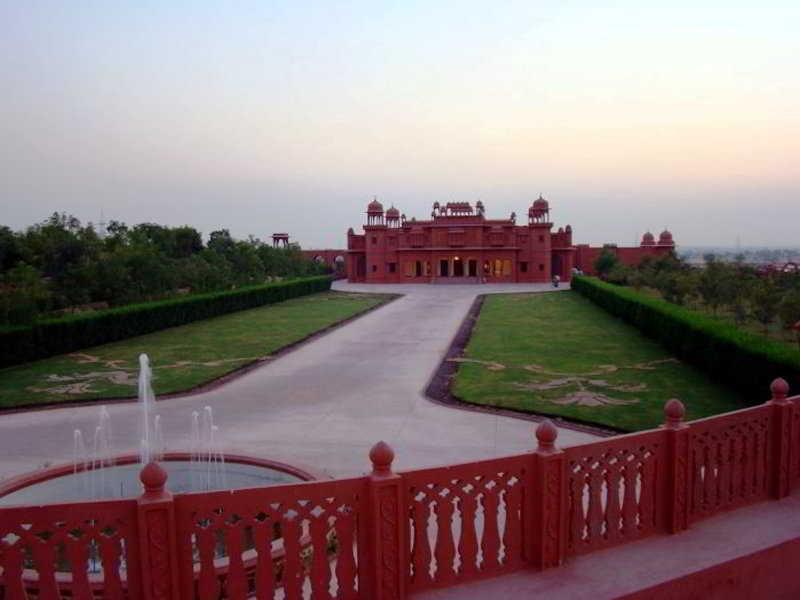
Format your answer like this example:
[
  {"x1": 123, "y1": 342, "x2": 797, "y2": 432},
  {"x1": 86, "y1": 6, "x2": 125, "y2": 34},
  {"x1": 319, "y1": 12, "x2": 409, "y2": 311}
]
[{"x1": 0, "y1": 281, "x2": 598, "y2": 481}]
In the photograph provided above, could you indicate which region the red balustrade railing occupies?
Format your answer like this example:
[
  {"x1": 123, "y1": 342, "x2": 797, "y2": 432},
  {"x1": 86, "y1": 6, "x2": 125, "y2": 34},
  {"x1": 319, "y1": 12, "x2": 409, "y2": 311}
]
[
  {"x1": 173, "y1": 476, "x2": 364, "y2": 600},
  {"x1": 565, "y1": 429, "x2": 666, "y2": 556},
  {"x1": 403, "y1": 454, "x2": 529, "y2": 592},
  {"x1": 1, "y1": 379, "x2": 799, "y2": 599},
  {"x1": 0, "y1": 498, "x2": 142, "y2": 599},
  {"x1": 687, "y1": 405, "x2": 773, "y2": 522}
]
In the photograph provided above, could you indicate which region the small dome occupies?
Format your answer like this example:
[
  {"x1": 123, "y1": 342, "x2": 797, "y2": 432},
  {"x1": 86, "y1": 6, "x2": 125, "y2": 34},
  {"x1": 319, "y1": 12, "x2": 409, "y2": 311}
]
[
  {"x1": 659, "y1": 229, "x2": 674, "y2": 244},
  {"x1": 642, "y1": 231, "x2": 655, "y2": 246},
  {"x1": 386, "y1": 206, "x2": 400, "y2": 218},
  {"x1": 367, "y1": 198, "x2": 384, "y2": 213}
]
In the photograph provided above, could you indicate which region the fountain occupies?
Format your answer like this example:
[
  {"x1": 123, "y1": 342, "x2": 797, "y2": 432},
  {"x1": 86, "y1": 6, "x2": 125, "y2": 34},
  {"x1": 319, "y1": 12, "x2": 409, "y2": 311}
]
[{"x1": 0, "y1": 353, "x2": 318, "y2": 506}]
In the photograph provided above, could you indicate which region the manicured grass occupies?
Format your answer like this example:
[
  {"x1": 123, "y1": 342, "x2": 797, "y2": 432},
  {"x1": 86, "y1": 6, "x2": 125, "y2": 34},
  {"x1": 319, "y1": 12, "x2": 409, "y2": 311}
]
[
  {"x1": 0, "y1": 292, "x2": 392, "y2": 408},
  {"x1": 452, "y1": 292, "x2": 745, "y2": 431}
]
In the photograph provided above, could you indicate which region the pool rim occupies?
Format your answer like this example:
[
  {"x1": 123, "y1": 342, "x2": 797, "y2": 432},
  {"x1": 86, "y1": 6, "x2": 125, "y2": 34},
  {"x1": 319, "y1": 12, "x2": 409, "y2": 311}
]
[{"x1": 0, "y1": 452, "x2": 327, "y2": 506}]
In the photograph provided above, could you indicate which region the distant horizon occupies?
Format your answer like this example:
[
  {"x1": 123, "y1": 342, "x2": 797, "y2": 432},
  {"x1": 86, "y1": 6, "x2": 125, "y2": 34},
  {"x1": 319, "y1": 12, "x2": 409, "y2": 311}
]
[
  {"x1": 2, "y1": 2, "x2": 798, "y2": 247},
  {"x1": 5, "y1": 208, "x2": 800, "y2": 254}
]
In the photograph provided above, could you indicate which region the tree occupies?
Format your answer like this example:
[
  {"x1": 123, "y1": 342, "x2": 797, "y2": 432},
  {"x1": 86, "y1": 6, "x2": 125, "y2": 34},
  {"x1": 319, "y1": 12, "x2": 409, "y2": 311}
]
[
  {"x1": 698, "y1": 259, "x2": 736, "y2": 315},
  {"x1": 778, "y1": 289, "x2": 800, "y2": 330},
  {"x1": 750, "y1": 278, "x2": 781, "y2": 333},
  {"x1": 0, "y1": 226, "x2": 22, "y2": 272},
  {"x1": 0, "y1": 263, "x2": 50, "y2": 324},
  {"x1": 593, "y1": 249, "x2": 619, "y2": 279},
  {"x1": 171, "y1": 226, "x2": 203, "y2": 259},
  {"x1": 208, "y1": 229, "x2": 235, "y2": 255}
]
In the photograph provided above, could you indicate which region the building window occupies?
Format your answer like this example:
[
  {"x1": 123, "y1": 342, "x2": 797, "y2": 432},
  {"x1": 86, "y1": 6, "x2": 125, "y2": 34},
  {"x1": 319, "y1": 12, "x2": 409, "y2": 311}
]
[
  {"x1": 539, "y1": 235, "x2": 545, "y2": 242},
  {"x1": 539, "y1": 263, "x2": 544, "y2": 271},
  {"x1": 372, "y1": 236, "x2": 378, "y2": 245},
  {"x1": 372, "y1": 264, "x2": 378, "y2": 272},
  {"x1": 520, "y1": 262, "x2": 528, "y2": 273},
  {"x1": 388, "y1": 262, "x2": 396, "y2": 273}
]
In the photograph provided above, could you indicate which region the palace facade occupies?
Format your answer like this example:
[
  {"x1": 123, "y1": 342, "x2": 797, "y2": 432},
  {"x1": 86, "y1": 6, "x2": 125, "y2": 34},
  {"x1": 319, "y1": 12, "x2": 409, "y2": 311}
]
[{"x1": 343, "y1": 197, "x2": 675, "y2": 283}]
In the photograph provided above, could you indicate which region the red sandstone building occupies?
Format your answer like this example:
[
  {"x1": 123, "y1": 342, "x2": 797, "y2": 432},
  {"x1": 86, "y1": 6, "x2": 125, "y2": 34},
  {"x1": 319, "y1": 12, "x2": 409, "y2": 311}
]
[{"x1": 343, "y1": 197, "x2": 675, "y2": 283}]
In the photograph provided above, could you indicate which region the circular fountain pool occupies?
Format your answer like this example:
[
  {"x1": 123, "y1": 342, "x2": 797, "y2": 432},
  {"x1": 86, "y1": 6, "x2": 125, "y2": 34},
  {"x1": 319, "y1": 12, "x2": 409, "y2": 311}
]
[{"x1": 0, "y1": 453, "x2": 317, "y2": 506}]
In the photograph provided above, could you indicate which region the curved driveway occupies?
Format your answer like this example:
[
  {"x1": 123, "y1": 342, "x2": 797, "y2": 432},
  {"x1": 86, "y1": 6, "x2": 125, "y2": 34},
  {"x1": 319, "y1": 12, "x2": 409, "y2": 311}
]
[{"x1": 0, "y1": 282, "x2": 598, "y2": 481}]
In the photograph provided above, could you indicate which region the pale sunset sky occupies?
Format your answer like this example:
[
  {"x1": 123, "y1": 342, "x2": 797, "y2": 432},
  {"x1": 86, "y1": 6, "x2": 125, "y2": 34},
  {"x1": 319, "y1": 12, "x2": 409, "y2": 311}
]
[{"x1": 1, "y1": 1, "x2": 798, "y2": 247}]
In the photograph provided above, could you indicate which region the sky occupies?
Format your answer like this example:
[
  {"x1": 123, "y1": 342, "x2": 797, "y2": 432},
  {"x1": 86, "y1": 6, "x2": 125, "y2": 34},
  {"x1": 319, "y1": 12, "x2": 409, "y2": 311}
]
[{"x1": 1, "y1": 1, "x2": 798, "y2": 248}]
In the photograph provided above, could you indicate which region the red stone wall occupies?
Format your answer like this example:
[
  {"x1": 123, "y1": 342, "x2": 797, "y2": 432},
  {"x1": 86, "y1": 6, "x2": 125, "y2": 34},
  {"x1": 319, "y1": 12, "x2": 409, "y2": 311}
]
[{"x1": 575, "y1": 244, "x2": 673, "y2": 275}]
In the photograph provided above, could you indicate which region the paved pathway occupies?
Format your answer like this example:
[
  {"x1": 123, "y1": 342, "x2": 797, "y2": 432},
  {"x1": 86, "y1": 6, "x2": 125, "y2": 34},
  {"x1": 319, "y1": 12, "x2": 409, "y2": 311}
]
[{"x1": 0, "y1": 282, "x2": 598, "y2": 481}]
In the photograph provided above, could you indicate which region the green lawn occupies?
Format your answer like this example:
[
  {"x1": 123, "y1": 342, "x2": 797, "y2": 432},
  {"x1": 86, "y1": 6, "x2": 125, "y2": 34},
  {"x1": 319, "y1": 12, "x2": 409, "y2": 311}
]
[
  {"x1": 452, "y1": 291, "x2": 745, "y2": 431},
  {"x1": 0, "y1": 291, "x2": 392, "y2": 408}
]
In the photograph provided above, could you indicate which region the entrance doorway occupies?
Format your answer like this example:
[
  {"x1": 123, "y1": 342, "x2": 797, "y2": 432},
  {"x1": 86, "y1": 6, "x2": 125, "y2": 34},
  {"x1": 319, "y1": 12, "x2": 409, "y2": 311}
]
[
  {"x1": 468, "y1": 259, "x2": 478, "y2": 277},
  {"x1": 453, "y1": 257, "x2": 464, "y2": 277},
  {"x1": 551, "y1": 255, "x2": 562, "y2": 279},
  {"x1": 440, "y1": 259, "x2": 449, "y2": 277}
]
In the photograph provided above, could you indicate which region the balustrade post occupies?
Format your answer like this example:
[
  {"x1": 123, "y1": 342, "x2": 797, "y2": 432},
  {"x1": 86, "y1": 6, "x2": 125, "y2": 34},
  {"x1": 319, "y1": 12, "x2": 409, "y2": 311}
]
[
  {"x1": 364, "y1": 441, "x2": 406, "y2": 600},
  {"x1": 136, "y1": 462, "x2": 181, "y2": 600},
  {"x1": 663, "y1": 399, "x2": 690, "y2": 533},
  {"x1": 528, "y1": 420, "x2": 567, "y2": 569},
  {"x1": 768, "y1": 378, "x2": 793, "y2": 499}
]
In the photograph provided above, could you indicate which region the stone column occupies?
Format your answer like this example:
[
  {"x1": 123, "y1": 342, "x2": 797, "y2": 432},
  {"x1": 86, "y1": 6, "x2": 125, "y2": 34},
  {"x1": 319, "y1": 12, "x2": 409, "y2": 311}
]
[
  {"x1": 136, "y1": 462, "x2": 181, "y2": 600},
  {"x1": 528, "y1": 420, "x2": 567, "y2": 569},
  {"x1": 364, "y1": 441, "x2": 406, "y2": 600}
]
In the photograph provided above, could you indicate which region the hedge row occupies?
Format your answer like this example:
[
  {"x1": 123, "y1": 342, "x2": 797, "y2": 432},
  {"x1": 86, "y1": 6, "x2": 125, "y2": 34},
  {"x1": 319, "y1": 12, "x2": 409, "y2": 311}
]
[
  {"x1": 0, "y1": 276, "x2": 332, "y2": 369},
  {"x1": 571, "y1": 275, "x2": 800, "y2": 401}
]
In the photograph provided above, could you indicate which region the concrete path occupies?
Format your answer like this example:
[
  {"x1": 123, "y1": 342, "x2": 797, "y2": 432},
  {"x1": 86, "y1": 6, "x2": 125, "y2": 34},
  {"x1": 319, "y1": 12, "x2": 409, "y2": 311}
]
[{"x1": 0, "y1": 282, "x2": 598, "y2": 481}]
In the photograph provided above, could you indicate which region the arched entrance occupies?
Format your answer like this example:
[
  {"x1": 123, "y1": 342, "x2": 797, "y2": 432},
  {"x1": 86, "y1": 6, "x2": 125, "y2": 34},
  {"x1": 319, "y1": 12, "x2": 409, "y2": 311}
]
[{"x1": 551, "y1": 254, "x2": 563, "y2": 279}]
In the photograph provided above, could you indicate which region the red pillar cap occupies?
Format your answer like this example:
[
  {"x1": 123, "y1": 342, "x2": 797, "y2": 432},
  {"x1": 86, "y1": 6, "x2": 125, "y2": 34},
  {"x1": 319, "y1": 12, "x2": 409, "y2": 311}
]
[
  {"x1": 535, "y1": 420, "x2": 558, "y2": 449},
  {"x1": 369, "y1": 441, "x2": 395, "y2": 474},
  {"x1": 771, "y1": 377, "x2": 790, "y2": 400},
  {"x1": 664, "y1": 398, "x2": 686, "y2": 423},
  {"x1": 140, "y1": 461, "x2": 167, "y2": 493}
]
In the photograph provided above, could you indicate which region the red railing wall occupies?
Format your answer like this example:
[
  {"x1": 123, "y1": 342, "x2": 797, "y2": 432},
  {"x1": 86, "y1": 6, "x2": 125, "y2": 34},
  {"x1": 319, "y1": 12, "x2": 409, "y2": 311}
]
[
  {"x1": 1, "y1": 380, "x2": 798, "y2": 599},
  {"x1": 0, "y1": 498, "x2": 142, "y2": 599}
]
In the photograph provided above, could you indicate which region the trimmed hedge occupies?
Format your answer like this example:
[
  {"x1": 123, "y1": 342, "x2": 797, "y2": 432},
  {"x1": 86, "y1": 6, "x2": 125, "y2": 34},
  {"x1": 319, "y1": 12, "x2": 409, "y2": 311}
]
[
  {"x1": 571, "y1": 276, "x2": 800, "y2": 401},
  {"x1": 0, "y1": 276, "x2": 332, "y2": 369}
]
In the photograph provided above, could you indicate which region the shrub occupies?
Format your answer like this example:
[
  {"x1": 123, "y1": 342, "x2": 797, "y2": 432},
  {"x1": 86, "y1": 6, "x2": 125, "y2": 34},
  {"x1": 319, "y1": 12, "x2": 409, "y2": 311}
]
[
  {"x1": 571, "y1": 275, "x2": 800, "y2": 400},
  {"x1": 0, "y1": 276, "x2": 331, "y2": 368}
]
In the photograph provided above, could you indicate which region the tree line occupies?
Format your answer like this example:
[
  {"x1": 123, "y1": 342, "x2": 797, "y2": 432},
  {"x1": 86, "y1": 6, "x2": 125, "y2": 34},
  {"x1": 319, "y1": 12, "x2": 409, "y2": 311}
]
[
  {"x1": 594, "y1": 250, "x2": 800, "y2": 337},
  {"x1": 0, "y1": 214, "x2": 328, "y2": 325}
]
